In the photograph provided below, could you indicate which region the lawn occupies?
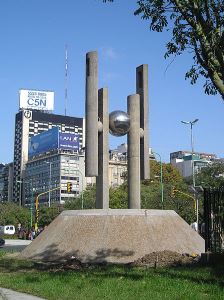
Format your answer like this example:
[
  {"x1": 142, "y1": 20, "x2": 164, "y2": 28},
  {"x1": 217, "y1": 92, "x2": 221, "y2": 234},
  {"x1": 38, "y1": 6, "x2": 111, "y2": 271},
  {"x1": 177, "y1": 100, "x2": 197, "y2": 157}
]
[{"x1": 0, "y1": 252, "x2": 224, "y2": 300}]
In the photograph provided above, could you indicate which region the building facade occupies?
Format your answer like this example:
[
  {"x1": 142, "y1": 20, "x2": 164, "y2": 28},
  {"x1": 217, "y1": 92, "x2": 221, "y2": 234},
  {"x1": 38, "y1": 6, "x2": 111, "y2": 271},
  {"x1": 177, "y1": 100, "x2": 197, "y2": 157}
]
[
  {"x1": 23, "y1": 151, "x2": 85, "y2": 206},
  {"x1": 13, "y1": 109, "x2": 84, "y2": 204},
  {"x1": 0, "y1": 163, "x2": 13, "y2": 202},
  {"x1": 170, "y1": 150, "x2": 216, "y2": 178}
]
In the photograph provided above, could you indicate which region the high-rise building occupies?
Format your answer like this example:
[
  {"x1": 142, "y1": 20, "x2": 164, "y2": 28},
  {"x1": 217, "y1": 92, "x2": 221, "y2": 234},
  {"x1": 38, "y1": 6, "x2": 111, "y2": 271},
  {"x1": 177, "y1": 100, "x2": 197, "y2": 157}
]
[
  {"x1": 13, "y1": 109, "x2": 85, "y2": 204},
  {"x1": 0, "y1": 162, "x2": 13, "y2": 202}
]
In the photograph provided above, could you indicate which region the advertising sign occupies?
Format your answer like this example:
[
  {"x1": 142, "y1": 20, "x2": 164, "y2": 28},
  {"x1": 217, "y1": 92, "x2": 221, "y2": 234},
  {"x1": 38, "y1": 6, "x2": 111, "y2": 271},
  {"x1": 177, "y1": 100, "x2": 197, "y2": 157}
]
[
  {"x1": 28, "y1": 127, "x2": 59, "y2": 158},
  {"x1": 59, "y1": 132, "x2": 79, "y2": 151},
  {"x1": 19, "y1": 89, "x2": 54, "y2": 111}
]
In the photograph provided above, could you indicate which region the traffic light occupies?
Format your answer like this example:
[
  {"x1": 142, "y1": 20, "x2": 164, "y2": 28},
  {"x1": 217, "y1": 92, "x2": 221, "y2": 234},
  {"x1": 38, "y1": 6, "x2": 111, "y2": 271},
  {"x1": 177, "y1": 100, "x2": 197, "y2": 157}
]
[
  {"x1": 67, "y1": 182, "x2": 72, "y2": 193},
  {"x1": 171, "y1": 187, "x2": 177, "y2": 198}
]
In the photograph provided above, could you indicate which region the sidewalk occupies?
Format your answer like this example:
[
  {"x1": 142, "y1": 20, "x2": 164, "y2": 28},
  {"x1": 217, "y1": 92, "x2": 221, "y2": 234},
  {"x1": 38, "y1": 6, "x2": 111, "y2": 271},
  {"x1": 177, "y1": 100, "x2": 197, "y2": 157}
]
[
  {"x1": 0, "y1": 288, "x2": 46, "y2": 300},
  {"x1": 4, "y1": 239, "x2": 32, "y2": 246}
]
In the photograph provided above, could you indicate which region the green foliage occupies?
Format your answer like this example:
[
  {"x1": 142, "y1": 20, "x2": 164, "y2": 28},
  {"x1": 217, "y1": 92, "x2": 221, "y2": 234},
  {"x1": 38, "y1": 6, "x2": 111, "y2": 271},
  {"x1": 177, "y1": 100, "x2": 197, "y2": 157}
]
[
  {"x1": 64, "y1": 185, "x2": 96, "y2": 210},
  {"x1": 38, "y1": 205, "x2": 62, "y2": 228},
  {"x1": 196, "y1": 162, "x2": 224, "y2": 188},
  {"x1": 63, "y1": 160, "x2": 195, "y2": 223},
  {"x1": 0, "y1": 203, "x2": 30, "y2": 229},
  {"x1": 110, "y1": 185, "x2": 128, "y2": 208},
  {"x1": 103, "y1": 0, "x2": 224, "y2": 98}
]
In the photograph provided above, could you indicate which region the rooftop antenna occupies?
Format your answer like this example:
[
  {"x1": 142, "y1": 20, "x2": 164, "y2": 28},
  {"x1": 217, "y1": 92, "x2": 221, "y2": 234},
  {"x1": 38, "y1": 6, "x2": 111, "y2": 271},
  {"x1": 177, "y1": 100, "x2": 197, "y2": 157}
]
[{"x1": 65, "y1": 44, "x2": 68, "y2": 116}]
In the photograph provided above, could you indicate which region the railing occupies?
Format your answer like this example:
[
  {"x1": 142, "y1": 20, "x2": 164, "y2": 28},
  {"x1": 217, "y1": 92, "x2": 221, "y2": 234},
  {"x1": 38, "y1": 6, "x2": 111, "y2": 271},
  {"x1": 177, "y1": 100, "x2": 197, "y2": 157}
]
[{"x1": 204, "y1": 187, "x2": 224, "y2": 253}]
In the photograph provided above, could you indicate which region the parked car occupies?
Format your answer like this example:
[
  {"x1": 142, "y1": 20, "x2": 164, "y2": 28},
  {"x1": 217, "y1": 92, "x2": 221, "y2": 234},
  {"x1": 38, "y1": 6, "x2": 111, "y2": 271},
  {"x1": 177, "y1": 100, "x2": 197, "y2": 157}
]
[
  {"x1": 0, "y1": 238, "x2": 5, "y2": 247},
  {"x1": 0, "y1": 225, "x2": 15, "y2": 235}
]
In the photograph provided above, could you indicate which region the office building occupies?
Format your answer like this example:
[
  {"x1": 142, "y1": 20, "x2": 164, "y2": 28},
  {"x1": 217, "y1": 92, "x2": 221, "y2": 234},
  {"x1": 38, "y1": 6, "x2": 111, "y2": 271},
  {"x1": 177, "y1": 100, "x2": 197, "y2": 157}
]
[
  {"x1": 13, "y1": 109, "x2": 84, "y2": 204},
  {"x1": 23, "y1": 151, "x2": 85, "y2": 206},
  {"x1": 0, "y1": 163, "x2": 13, "y2": 202}
]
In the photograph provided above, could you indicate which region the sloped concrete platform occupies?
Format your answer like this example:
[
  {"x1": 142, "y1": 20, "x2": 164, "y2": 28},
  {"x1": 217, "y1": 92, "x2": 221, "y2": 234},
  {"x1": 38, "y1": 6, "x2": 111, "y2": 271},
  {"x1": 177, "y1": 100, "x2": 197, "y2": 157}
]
[{"x1": 20, "y1": 209, "x2": 205, "y2": 264}]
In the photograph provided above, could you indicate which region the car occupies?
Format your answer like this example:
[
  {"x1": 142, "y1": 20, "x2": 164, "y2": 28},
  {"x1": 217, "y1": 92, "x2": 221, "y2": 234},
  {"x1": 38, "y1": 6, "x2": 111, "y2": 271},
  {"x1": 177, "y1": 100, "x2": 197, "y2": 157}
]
[{"x1": 0, "y1": 238, "x2": 5, "y2": 247}]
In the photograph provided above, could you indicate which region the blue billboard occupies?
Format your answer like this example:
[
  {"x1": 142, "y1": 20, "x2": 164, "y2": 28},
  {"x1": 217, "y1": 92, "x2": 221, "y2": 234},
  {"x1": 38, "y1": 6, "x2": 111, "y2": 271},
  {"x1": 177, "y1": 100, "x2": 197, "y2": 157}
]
[
  {"x1": 59, "y1": 132, "x2": 79, "y2": 151},
  {"x1": 28, "y1": 127, "x2": 80, "y2": 158},
  {"x1": 28, "y1": 127, "x2": 59, "y2": 158}
]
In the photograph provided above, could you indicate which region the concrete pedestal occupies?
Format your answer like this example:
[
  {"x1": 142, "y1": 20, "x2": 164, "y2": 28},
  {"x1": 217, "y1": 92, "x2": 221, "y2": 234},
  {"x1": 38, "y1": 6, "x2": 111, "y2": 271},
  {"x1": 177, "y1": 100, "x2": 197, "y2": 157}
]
[{"x1": 20, "y1": 209, "x2": 205, "y2": 264}]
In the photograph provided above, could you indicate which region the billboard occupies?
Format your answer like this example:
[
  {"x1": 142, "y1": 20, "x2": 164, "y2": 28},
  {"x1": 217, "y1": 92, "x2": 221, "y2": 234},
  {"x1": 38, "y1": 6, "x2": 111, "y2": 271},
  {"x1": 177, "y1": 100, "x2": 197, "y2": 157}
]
[
  {"x1": 28, "y1": 128, "x2": 80, "y2": 158},
  {"x1": 28, "y1": 127, "x2": 59, "y2": 158},
  {"x1": 59, "y1": 132, "x2": 79, "y2": 151},
  {"x1": 19, "y1": 89, "x2": 54, "y2": 111}
]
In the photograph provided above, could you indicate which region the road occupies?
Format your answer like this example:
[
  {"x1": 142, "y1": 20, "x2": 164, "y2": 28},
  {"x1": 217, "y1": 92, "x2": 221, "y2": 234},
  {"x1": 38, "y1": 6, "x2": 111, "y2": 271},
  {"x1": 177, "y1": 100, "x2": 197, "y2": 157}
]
[{"x1": 0, "y1": 239, "x2": 32, "y2": 252}]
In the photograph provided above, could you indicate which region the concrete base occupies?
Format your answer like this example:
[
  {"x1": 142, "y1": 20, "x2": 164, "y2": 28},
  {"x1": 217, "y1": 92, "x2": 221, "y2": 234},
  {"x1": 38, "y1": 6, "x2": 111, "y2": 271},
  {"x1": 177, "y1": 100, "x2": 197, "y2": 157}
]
[{"x1": 20, "y1": 209, "x2": 205, "y2": 264}]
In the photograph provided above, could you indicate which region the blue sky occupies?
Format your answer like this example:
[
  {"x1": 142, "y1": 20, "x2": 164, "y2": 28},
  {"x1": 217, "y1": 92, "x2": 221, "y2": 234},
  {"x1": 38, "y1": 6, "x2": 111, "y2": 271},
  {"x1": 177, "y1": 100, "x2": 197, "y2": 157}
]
[{"x1": 0, "y1": 0, "x2": 223, "y2": 163}]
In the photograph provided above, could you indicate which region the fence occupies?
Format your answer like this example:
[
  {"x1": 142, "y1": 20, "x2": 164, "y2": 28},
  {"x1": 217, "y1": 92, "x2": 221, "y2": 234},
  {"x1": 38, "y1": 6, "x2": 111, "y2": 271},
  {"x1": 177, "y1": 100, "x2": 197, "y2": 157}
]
[{"x1": 204, "y1": 187, "x2": 224, "y2": 253}]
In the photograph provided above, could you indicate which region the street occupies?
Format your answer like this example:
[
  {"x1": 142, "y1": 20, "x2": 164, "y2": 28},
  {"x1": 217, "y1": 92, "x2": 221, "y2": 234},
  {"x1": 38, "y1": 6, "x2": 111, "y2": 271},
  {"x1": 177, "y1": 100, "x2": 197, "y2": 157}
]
[{"x1": 0, "y1": 239, "x2": 32, "y2": 252}]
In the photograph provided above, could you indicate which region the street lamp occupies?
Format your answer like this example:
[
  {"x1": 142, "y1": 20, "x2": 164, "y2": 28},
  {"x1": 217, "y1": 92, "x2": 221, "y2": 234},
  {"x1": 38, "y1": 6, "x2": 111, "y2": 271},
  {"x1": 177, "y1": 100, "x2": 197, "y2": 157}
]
[
  {"x1": 75, "y1": 169, "x2": 84, "y2": 209},
  {"x1": 181, "y1": 118, "x2": 199, "y2": 229},
  {"x1": 44, "y1": 161, "x2": 52, "y2": 208},
  {"x1": 16, "y1": 179, "x2": 22, "y2": 207},
  {"x1": 152, "y1": 152, "x2": 164, "y2": 209},
  {"x1": 17, "y1": 179, "x2": 33, "y2": 227}
]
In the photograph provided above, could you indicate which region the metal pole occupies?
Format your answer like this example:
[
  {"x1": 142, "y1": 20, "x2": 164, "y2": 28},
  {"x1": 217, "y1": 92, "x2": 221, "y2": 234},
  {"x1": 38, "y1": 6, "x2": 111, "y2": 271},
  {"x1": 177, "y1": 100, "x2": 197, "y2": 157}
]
[
  {"x1": 49, "y1": 162, "x2": 52, "y2": 208},
  {"x1": 31, "y1": 188, "x2": 33, "y2": 228},
  {"x1": 76, "y1": 169, "x2": 84, "y2": 209},
  {"x1": 181, "y1": 119, "x2": 199, "y2": 231},
  {"x1": 19, "y1": 181, "x2": 22, "y2": 207},
  {"x1": 191, "y1": 123, "x2": 198, "y2": 231},
  {"x1": 191, "y1": 123, "x2": 196, "y2": 188},
  {"x1": 153, "y1": 152, "x2": 164, "y2": 209}
]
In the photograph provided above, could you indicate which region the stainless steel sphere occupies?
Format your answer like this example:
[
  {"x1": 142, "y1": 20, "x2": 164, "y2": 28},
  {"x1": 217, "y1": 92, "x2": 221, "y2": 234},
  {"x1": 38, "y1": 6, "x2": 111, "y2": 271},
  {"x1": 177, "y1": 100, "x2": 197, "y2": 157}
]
[{"x1": 109, "y1": 110, "x2": 130, "y2": 136}]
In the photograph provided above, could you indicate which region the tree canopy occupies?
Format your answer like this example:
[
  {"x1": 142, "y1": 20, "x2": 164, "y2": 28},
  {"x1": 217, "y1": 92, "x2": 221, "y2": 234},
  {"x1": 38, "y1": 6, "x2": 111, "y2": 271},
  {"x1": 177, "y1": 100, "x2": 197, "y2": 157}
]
[
  {"x1": 196, "y1": 161, "x2": 224, "y2": 188},
  {"x1": 103, "y1": 0, "x2": 224, "y2": 98}
]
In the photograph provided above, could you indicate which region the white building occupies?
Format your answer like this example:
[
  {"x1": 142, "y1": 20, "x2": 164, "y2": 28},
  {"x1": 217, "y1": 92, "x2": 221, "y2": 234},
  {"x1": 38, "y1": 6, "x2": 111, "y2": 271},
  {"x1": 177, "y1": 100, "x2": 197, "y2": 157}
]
[{"x1": 170, "y1": 151, "x2": 216, "y2": 178}]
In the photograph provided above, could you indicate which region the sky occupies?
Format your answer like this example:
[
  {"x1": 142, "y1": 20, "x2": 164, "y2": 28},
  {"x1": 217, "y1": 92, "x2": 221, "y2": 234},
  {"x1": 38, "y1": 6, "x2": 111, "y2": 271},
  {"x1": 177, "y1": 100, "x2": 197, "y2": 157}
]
[{"x1": 0, "y1": 0, "x2": 224, "y2": 164}]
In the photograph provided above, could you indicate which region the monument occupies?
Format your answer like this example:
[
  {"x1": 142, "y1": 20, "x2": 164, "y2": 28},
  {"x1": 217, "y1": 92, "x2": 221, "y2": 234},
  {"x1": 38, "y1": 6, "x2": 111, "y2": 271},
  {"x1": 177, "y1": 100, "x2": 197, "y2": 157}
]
[
  {"x1": 20, "y1": 51, "x2": 204, "y2": 264},
  {"x1": 85, "y1": 51, "x2": 149, "y2": 209}
]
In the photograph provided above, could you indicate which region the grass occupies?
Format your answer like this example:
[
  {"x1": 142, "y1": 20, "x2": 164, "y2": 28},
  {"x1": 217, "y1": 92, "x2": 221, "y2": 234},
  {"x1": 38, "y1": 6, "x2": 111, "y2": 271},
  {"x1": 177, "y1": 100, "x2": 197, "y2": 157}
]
[{"x1": 0, "y1": 253, "x2": 224, "y2": 299}]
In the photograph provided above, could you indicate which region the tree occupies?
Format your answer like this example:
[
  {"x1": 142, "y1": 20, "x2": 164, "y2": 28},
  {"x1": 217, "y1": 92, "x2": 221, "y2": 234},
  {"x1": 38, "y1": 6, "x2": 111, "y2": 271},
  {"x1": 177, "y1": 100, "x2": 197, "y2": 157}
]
[
  {"x1": 64, "y1": 161, "x2": 195, "y2": 223},
  {"x1": 103, "y1": 0, "x2": 224, "y2": 98},
  {"x1": 196, "y1": 161, "x2": 224, "y2": 188},
  {"x1": 0, "y1": 203, "x2": 30, "y2": 229}
]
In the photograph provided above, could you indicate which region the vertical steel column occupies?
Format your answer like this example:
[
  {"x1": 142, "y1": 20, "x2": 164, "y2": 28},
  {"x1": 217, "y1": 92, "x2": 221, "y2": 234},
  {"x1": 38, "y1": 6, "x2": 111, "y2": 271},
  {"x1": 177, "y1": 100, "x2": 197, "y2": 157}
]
[
  {"x1": 96, "y1": 88, "x2": 109, "y2": 208},
  {"x1": 85, "y1": 51, "x2": 98, "y2": 176},
  {"x1": 128, "y1": 94, "x2": 140, "y2": 209},
  {"x1": 136, "y1": 64, "x2": 150, "y2": 180}
]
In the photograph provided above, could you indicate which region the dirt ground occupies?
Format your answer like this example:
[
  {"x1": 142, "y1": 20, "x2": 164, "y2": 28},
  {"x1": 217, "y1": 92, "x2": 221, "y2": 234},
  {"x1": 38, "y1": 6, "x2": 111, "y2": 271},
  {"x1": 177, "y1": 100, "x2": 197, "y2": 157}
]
[
  {"x1": 129, "y1": 250, "x2": 200, "y2": 267},
  {"x1": 34, "y1": 250, "x2": 200, "y2": 271}
]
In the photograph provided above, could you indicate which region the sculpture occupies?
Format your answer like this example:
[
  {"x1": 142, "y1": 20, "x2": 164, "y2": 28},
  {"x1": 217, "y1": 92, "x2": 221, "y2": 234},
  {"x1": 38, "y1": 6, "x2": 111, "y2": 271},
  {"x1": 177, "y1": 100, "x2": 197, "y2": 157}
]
[{"x1": 85, "y1": 51, "x2": 150, "y2": 209}]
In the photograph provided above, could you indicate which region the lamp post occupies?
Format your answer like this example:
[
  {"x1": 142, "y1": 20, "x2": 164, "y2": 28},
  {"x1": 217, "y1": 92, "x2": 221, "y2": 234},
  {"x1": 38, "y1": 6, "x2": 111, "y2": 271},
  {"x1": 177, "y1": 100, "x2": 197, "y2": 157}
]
[
  {"x1": 75, "y1": 169, "x2": 84, "y2": 209},
  {"x1": 44, "y1": 161, "x2": 52, "y2": 208},
  {"x1": 17, "y1": 179, "x2": 33, "y2": 226},
  {"x1": 16, "y1": 179, "x2": 22, "y2": 207},
  {"x1": 181, "y1": 118, "x2": 199, "y2": 230},
  {"x1": 31, "y1": 187, "x2": 36, "y2": 228},
  {"x1": 152, "y1": 152, "x2": 164, "y2": 209}
]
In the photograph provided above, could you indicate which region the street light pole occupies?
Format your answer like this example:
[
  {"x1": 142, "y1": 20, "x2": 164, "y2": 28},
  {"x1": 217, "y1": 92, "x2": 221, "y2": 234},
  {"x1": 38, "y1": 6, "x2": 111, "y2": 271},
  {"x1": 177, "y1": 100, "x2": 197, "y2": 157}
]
[
  {"x1": 44, "y1": 161, "x2": 52, "y2": 208},
  {"x1": 181, "y1": 118, "x2": 199, "y2": 230},
  {"x1": 16, "y1": 179, "x2": 22, "y2": 207},
  {"x1": 152, "y1": 152, "x2": 164, "y2": 209},
  {"x1": 76, "y1": 169, "x2": 84, "y2": 209}
]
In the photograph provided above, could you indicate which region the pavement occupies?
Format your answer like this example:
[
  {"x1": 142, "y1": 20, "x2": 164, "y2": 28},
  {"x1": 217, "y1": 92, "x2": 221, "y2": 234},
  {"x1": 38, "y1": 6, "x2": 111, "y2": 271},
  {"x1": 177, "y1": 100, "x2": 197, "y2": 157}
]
[
  {"x1": 4, "y1": 239, "x2": 32, "y2": 246},
  {"x1": 0, "y1": 288, "x2": 46, "y2": 300}
]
